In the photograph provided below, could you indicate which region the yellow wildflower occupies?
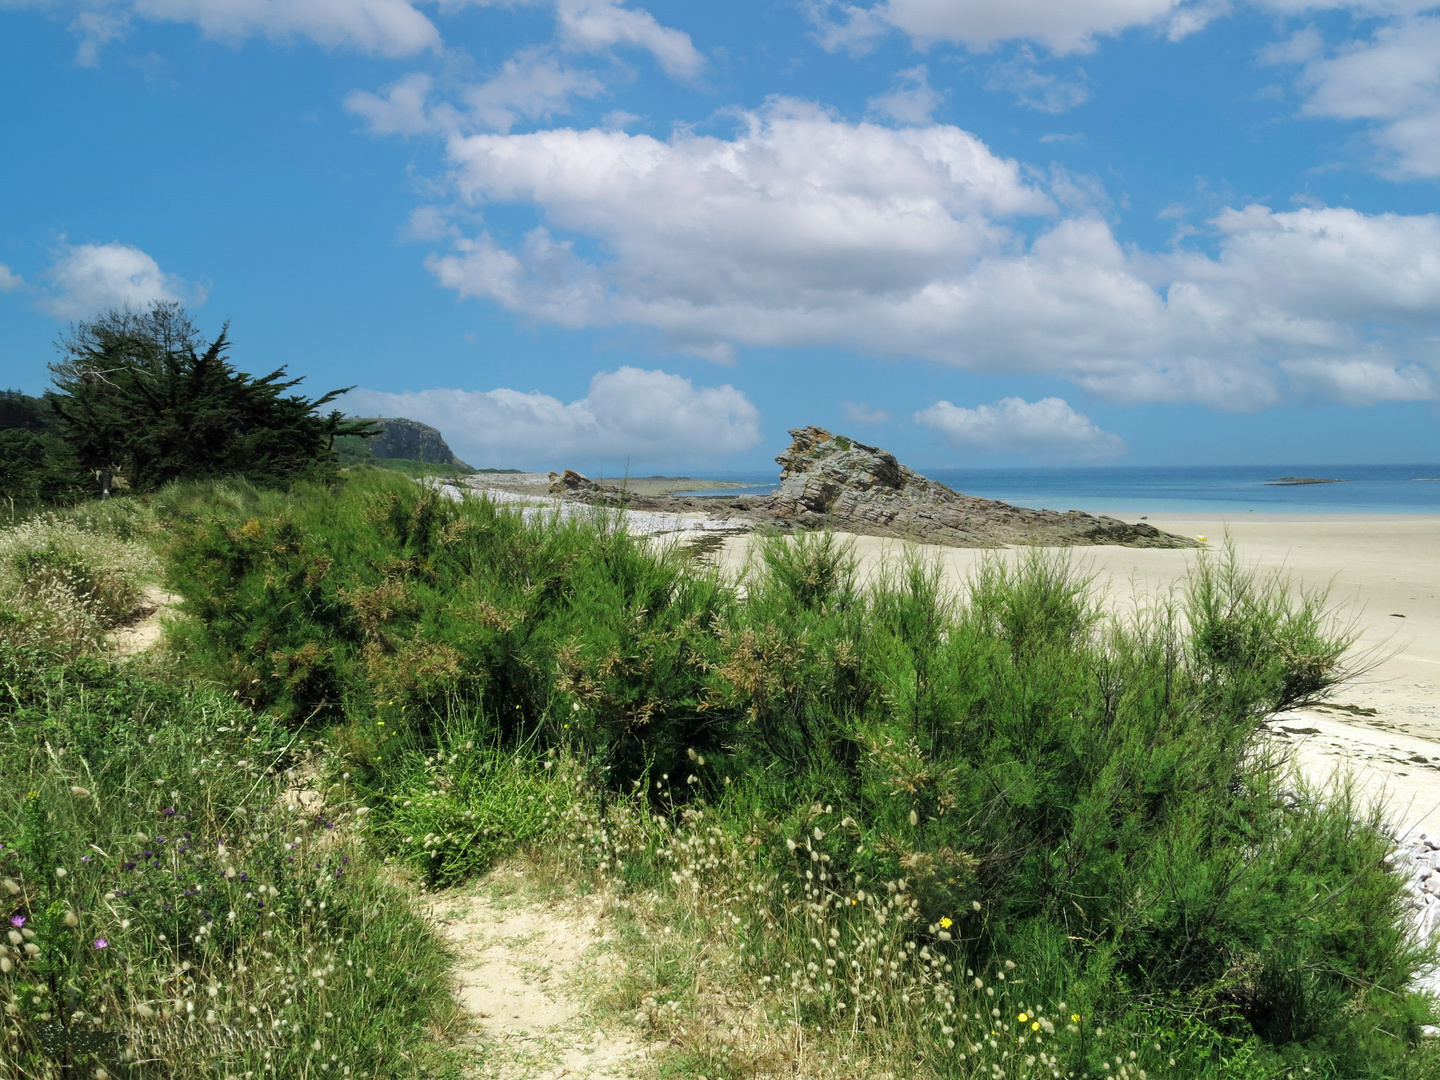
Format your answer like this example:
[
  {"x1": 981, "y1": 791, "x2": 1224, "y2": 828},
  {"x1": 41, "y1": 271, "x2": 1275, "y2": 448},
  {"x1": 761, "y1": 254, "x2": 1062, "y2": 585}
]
[{"x1": 939, "y1": 916, "x2": 952, "y2": 929}]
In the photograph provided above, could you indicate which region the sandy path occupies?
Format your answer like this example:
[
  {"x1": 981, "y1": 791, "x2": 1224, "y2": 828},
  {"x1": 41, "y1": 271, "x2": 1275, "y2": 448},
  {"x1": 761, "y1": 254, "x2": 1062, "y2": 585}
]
[
  {"x1": 718, "y1": 513, "x2": 1440, "y2": 834},
  {"x1": 108, "y1": 584, "x2": 180, "y2": 655},
  {"x1": 428, "y1": 869, "x2": 653, "y2": 1079}
]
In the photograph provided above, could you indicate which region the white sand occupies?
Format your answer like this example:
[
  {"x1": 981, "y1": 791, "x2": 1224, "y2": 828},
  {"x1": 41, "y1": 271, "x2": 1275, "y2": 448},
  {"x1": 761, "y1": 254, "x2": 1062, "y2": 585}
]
[{"x1": 716, "y1": 514, "x2": 1440, "y2": 834}]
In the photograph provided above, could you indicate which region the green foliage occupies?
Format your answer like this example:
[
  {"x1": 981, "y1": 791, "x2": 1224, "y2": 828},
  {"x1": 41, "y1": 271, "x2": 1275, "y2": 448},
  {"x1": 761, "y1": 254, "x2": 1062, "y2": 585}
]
[
  {"x1": 156, "y1": 474, "x2": 1437, "y2": 1077},
  {"x1": 0, "y1": 390, "x2": 54, "y2": 434},
  {"x1": 0, "y1": 392, "x2": 91, "y2": 514},
  {"x1": 161, "y1": 470, "x2": 729, "y2": 787},
  {"x1": 353, "y1": 709, "x2": 577, "y2": 887},
  {"x1": 0, "y1": 650, "x2": 463, "y2": 1080},
  {"x1": 1187, "y1": 539, "x2": 1357, "y2": 718},
  {"x1": 48, "y1": 303, "x2": 373, "y2": 493},
  {"x1": 0, "y1": 428, "x2": 91, "y2": 516},
  {"x1": 333, "y1": 432, "x2": 377, "y2": 467}
]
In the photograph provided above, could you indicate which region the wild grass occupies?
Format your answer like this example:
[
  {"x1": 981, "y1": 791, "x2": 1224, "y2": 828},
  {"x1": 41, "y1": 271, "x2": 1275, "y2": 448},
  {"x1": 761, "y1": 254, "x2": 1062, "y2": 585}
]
[
  {"x1": 0, "y1": 515, "x2": 160, "y2": 659},
  {"x1": 347, "y1": 708, "x2": 579, "y2": 888},
  {"x1": 0, "y1": 656, "x2": 466, "y2": 1079},
  {"x1": 0, "y1": 505, "x2": 465, "y2": 1079},
  {"x1": 13, "y1": 474, "x2": 1436, "y2": 1079}
]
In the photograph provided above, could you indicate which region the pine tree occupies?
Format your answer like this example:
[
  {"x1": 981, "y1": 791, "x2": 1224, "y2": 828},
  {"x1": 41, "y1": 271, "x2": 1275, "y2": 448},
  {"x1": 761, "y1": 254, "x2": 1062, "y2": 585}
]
[{"x1": 49, "y1": 304, "x2": 374, "y2": 494}]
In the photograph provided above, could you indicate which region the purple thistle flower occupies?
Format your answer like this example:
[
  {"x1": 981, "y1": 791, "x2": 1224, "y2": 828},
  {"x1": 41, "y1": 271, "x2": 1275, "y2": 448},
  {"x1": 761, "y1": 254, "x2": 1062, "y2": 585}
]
[
  {"x1": 9, "y1": 916, "x2": 24, "y2": 928},
  {"x1": 93, "y1": 938, "x2": 108, "y2": 949}
]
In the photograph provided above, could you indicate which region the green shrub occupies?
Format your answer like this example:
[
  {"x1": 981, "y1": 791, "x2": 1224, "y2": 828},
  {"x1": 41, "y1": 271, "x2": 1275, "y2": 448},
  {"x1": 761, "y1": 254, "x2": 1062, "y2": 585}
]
[
  {"x1": 158, "y1": 474, "x2": 1437, "y2": 1076},
  {"x1": 0, "y1": 429, "x2": 90, "y2": 514},
  {"x1": 162, "y1": 471, "x2": 729, "y2": 785}
]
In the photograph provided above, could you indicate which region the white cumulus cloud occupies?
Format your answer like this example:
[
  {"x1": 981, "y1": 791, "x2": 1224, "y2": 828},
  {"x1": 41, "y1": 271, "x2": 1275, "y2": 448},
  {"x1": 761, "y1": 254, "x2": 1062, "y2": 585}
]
[
  {"x1": 464, "y1": 48, "x2": 607, "y2": 131},
  {"x1": 9, "y1": 0, "x2": 442, "y2": 59},
  {"x1": 553, "y1": 0, "x2": 702, "y2": 78},
  {"x1": 347, "y1": 52, "x2": 607, "y2": 137},
  {"x1": 0, "y1": 264, "x2": 23, "y2": 292},
  {"x1": 416, "y1": 103, "x2": 1440, "y2": 410},
  {"x1": 1282, "y1": 358, "x2": 1439, "y2": 405},
  {"x1": 16, "y1": 0, "x2": 701, "y2": 69},
  {"x1": 41, "y1": 242, "x2": 193, "y2": 319},
  {"x1": 346, "y1": 72, "x2": 439, "y2": 135},
  {"x1": 806, "y1": 0, "x2": 1209, "y2": 56},
  {"x1": 342, "y1": 367, "x2": 761, "y2": 468},
  {"x1": 431, "y1": 0, "x2": 702, "y2": 76},
  {"x1": 1287, "y1": 14, "x2": 1440, "y2": 179},
  {"x1": 915, "y1": 396, "x2": 1126, "y2": 461},
  {"x1": 133, "y1": 0, "x2": 440, "y2": 54}
]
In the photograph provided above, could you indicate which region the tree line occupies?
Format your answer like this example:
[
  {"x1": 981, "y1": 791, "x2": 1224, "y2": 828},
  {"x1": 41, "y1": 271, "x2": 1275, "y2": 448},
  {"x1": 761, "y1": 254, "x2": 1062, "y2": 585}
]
[{"x1": 2, "y1": 304, "x2": 373, "y2": 511}]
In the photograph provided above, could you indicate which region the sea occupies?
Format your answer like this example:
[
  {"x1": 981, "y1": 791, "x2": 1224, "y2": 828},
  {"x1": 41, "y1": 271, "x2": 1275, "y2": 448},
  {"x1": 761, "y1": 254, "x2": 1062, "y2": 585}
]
[{"x1": 674, "y1": 464, "x2": 1440, "y2": 516}]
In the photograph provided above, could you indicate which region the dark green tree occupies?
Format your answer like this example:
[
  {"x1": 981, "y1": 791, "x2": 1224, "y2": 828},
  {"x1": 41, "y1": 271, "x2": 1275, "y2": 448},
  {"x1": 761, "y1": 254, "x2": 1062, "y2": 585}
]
[
  {"x1": 49, "y1": 304, "x2": 374, "y2": 494},
  {"x1": 0, "y1": 391, "x2": 89, "y2": 513}
]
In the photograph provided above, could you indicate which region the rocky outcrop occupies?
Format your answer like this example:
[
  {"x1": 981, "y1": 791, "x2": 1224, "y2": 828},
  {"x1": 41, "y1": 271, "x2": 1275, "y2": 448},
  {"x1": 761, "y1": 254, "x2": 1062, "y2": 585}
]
[
  {"x1": 539, "y1": 427, "x2": 1191, "y2": 549},
  {"x1": 762, "y1": 426, "x2": 1188, "y2": 548},
  {"x1": 359, "y1": 418, "x2": 469, "y2": 468},
  {"x1": 549, "y1": 469, "x2": 602, "y2": 496},
  {"x1": 767, "y1": 427, "x2": 1187, "y2": 547}
]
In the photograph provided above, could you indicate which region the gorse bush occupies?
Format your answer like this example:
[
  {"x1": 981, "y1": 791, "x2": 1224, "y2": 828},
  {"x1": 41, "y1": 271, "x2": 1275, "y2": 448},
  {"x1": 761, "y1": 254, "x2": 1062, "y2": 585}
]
[
  {"x1": 156, "y1": 472, "x2": 1437, "y2": 1077},
  {"x1": 162, "y1": 469, "x2": 729, "y2": 784}
]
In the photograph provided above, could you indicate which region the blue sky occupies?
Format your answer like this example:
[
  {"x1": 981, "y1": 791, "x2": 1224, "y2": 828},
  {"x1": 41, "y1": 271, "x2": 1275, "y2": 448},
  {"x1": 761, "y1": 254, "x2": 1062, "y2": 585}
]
[{"x1": 2, "y1": 0, "x2": 1439, "y2": 473}]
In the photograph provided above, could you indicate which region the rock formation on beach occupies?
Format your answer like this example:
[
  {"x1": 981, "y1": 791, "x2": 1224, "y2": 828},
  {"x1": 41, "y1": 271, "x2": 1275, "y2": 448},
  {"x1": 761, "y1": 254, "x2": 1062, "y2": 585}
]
[
  {"x1": 535, "y1": 426, "x2": 1192, "y2": 549},
  {"x1": 761, "y1": 426, "x2": 1188, "y2": 547},
  {"x1": 549, "y1": 468, "x2": 602, "y2": 495}
]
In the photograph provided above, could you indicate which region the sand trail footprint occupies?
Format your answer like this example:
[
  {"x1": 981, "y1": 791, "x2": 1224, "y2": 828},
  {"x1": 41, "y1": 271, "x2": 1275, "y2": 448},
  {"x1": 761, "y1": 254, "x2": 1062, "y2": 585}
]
[{"x1": 430, "y1": 867, "x2": 652, "y2": 1079}]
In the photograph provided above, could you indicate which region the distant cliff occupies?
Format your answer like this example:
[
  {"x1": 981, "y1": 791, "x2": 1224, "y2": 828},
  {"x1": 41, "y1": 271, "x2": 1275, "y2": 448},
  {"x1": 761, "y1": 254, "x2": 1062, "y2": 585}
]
[{"x1": 351, "y1": 417, "x2": 470, "y2": 469}]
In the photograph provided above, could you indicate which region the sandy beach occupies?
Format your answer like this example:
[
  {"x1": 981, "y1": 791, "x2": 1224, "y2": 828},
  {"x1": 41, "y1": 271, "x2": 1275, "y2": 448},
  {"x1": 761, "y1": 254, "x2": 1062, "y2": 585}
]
[{"x1": 718, "y1": 513, "x2": 1440, "y2": 835}]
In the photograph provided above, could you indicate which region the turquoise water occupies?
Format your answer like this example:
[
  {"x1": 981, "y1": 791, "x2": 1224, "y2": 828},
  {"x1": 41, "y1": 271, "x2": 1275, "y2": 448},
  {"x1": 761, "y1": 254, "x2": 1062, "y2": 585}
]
[{"x1": 678, "y1": 464, "x2": 1440, "y2": 515}]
